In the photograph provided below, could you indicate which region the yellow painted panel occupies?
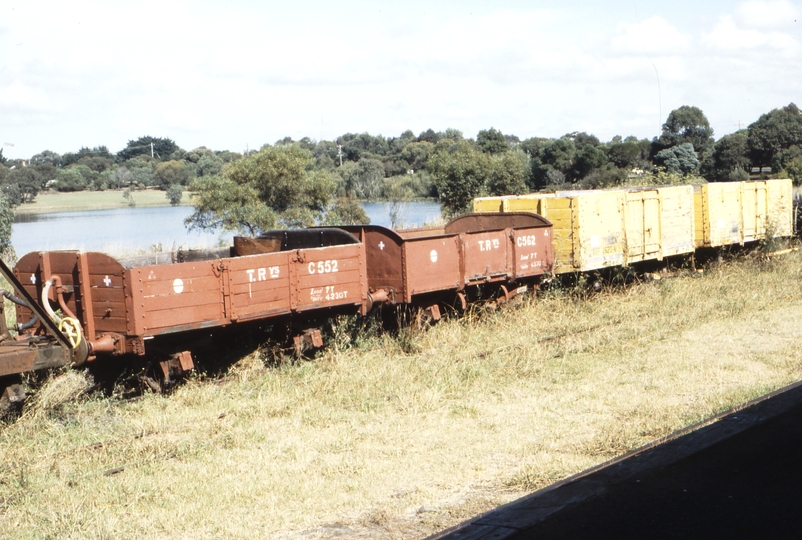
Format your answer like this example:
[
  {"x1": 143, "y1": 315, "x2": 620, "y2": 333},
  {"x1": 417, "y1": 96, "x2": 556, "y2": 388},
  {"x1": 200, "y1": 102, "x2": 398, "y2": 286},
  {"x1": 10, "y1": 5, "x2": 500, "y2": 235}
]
[
  {"x1": 740, "y1": 181, "x2": 763, "y2": 242},
  {"x1": 699, "y1": 183, "x2": 742, "y2": 247},
  {"x1": 503, "y1": 198, "x2": 542, "y2": 213},
  {"x1": 568, "y1": 190, "x2": 626, "y2": 271},
  {"x1": 766, "y1": 178, "x2": 793, "y2": 237},
  {"x1": 473, "y1": 197, "x2": 503, "y2": 213}
]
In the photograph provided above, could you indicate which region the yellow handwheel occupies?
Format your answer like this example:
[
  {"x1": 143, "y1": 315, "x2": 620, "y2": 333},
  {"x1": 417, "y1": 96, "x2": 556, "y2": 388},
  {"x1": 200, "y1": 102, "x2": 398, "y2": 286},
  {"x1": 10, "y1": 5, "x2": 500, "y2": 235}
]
[{"x1": 59, "y1": 317, "x2": 82, "y2": 349}]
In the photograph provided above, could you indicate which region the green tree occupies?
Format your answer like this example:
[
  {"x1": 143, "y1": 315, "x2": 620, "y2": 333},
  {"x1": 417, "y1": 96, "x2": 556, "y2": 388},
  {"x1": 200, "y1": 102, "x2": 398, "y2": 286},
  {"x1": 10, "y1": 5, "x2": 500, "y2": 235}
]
[
  {"x1": 4, "y1": 167, "x2": 44, "y2": 204},
  {"x1": 323, "y1": 197, "x2": 370, "y2": 225},
  {"x1": 62, "y1": 146, "x2": 113, "y2": 167},
  {"x1": 428, "y1": 140, "x2": 490, "y2": 218},
  {"x1": 399, "y1": 141, "x2": 433, "y2": 172},
  {"x1": 440, "y1": 128, "x2": 464, "y2": 141},
  {"x1": 531, "y1": 137, "x2": 578, "y2": 186},
  {"x1": 487, "y1": 150, "x2": 528, "y2": 195},
  {"x1": 54, "y1": 166, "x2": 93, "y2": 191},
  {"x1": 196, "y1": 153, "x2": 224, "y2": 177},
  {"x1": 30, "y1": 150, "x2": 61, "y2": 166},
  {"x1": 337, "y1": 133, "x2": 390, "y2": 162},
  {"x1": 0, "y1": 193, "x2": 14, "y2": 262},
  {"x1": 542, "y1": 137, "x2": 576, "y2": 173},
  {"x1": 477, "y1": 128, "x2": 508, "y2": 154},
  {"x1": 124, "y1": 157, "x2": 156, "y2": 186},
  {"x1": 166, "y1": 184, "x2": 183, "y2": 205},
  {"x1": 186, "y1": 144, "x2": 335, "y2": 234},
  {"x1": 703, "y1": 131, "x2": 750, "y2": 181},
  {"x1": 215, "y1": 150, "x2": 242, "y2": 164},
  {"x1": 382, "y1": 176, "x2": 417, "y2": 228},
  {"x1": 154, "y1": 160, "x2": 190, "y2": 189},
  {"x1": 0, "y1": 149, "x2": 6, "y2": 166},
  {"x1": 345, "y1": 158, "x2": 385, "y2": 199},
  {"x1": 76, "y1": 155, "x2": 114, "y2": 173},
  {"x1": 655, "y1": 143, "x2": 700, "y2": 176},
  {"x1": 580, "y1": 165, "x2": 628, "y2": 189},
  {"x1": 572, "y1": 144, "x2": 608, "y2": 180},
  {"x1": 417, "y1": 129, "x2": 440, "y2": 144},
  {"x1": 117, "y1": 136, "x2": 180, "y2": 161},
  {"x1": 389, "y1": 130, "x2": 416, "y2": 154},
  {"x1": 747, "y1": 103, "x2": 802, "y2": 167},
  {"x1": 607, "y1": 141, "x2": 641, "y2": 169},
  {"x1": 654, "y1": 106, "x2": 714, "y2": 156}
]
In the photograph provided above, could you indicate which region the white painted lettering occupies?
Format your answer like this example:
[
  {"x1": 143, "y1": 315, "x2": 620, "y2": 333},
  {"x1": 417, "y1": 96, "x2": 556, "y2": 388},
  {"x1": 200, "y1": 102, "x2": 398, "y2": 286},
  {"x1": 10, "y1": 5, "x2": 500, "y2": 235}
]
[{"x1": 308, "y1": 260, "x2": 339, "y2": 274}]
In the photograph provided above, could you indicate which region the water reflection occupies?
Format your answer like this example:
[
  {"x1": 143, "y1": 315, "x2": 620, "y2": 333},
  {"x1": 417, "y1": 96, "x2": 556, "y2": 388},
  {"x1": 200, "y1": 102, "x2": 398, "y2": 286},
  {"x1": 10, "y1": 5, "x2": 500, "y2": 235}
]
[{"x1": 11, "y1": 201, "x2": 442, "y2": 256}]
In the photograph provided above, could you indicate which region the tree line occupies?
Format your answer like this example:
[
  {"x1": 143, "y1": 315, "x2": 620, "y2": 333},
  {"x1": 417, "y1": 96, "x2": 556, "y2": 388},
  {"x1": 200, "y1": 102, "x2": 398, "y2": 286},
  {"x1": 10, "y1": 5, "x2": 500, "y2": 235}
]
[{"x1": 0, "y1": 102, "x2": 800, "y2": 236}]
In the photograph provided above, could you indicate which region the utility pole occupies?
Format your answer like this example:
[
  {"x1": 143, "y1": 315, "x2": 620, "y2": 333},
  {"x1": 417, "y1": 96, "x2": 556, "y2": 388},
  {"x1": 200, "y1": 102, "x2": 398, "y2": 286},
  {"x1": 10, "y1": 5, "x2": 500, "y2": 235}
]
[
  {"x1": 150, "y1": 142, "x2": 154, "y2": 158},
  {"x1": 337, "y1": 145, "x2": 343, "y2": 167}
]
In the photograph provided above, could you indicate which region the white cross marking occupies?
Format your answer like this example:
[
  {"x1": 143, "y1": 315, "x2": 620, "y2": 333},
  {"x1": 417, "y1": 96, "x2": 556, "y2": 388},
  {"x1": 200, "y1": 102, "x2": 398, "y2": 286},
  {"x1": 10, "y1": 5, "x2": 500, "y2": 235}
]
[
  {"x1": 30, "y1": 274, "x2": 36, "y2": 284},
  {"x1": 378, "y1": 241, "x2": 385, "y2": 250},
  {"x1": 104, "y1": 275, "x2": 111, "y2": 287}
]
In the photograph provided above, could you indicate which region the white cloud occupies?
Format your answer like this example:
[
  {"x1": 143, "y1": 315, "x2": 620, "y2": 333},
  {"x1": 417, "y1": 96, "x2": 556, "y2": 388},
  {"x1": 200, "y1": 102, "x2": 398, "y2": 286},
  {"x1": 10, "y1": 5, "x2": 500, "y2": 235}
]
[
  {"x1": 702, "y1": 14, "x2": 801, "y2": 56},
  {"x1": 1, "y1": 1, "x2": 801, "y2": 157},
  {"x1": 734, "y1": 0, "x2": 801, "y2": 29},
  {"x1": 611, "y1": 17, "x2": 692, "y2": 56}
]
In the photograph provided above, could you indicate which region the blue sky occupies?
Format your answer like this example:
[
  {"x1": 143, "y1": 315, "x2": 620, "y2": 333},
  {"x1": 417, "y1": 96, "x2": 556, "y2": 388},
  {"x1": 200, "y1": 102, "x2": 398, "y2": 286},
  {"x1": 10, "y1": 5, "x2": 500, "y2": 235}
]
[{"x1": 1, "y1": 0, "x2": 800, "y2": 158}]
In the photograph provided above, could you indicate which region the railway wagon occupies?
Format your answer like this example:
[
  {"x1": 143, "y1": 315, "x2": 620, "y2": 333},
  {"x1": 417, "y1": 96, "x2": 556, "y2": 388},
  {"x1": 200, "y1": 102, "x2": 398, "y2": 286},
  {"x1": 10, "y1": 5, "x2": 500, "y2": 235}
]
[
  {"x1": 693, "y1": 179, "x2": 793, "y2": 247},
  {"x1": 474, "y1": 186, "x2": 697, "y2": 271},
  {"x1": 474, "y1": 189, "x2": 630, "y2": 273},
  {"x1": 474, "y1": 180, "x2": 793, "y2": 273},
  {"x1": 338, "y1": 212, "x2": 553, "y2": 314},
  {"x1": 1, "y1": 214, "x2": 555, "y2": 405},
  {"x1": 6, "y1": 229, "x2": 369, "y2": 379}
]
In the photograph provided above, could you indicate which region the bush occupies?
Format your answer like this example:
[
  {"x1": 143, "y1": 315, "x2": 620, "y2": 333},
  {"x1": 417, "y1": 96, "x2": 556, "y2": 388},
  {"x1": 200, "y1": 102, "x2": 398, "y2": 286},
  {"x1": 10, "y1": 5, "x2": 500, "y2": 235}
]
[{"x1": 166, "y1": 184, "x2": 183, "y2": 205}]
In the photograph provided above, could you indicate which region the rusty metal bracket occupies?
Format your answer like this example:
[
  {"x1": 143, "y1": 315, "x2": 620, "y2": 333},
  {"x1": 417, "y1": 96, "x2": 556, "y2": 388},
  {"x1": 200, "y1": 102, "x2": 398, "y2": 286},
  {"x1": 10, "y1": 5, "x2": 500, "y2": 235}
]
[
  {"x1": 293, "y1": 329, "x2": 323, "y2": 356},
  {"x1": 0, "y1": 259, "x2": 75, "y2": 358},
  {"x1": 158, "y1": 351, "x2": 195, "y2": 384},
  {"x1": 1, "y1": 384, "x2": 25, "y2": 406}
]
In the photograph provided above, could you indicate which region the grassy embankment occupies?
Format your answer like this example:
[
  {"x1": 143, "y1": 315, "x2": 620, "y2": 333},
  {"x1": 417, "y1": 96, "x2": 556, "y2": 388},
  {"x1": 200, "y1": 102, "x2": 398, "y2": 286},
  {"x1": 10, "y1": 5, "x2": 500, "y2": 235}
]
[
  {"x1": 15, "y1": 190, "x2": 190, "y2": 216},
  {"x1": 2, "y1": 246, "x2": 802, "y2": 539}
]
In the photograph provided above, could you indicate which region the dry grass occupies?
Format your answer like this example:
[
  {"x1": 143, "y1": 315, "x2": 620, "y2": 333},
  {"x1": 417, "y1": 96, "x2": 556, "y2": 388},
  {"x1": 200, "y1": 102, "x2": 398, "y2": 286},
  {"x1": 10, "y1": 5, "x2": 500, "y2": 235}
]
[{"x1": 3, "y1": 248, "x2": 802, "y2": 539}]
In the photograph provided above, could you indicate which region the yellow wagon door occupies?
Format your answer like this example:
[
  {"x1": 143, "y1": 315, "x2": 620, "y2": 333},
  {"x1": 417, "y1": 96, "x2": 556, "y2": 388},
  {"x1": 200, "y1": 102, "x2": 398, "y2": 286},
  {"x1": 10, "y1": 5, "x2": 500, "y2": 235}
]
[
  {"x1": 625, "y1": 194, "x2": 645, "y2": 262},
  {"x1": 643, "y1": 192, "x2": 661, "y2": 258},
  {"x1": 741, "y1": 182, "x2": 758, "y2": 241}
]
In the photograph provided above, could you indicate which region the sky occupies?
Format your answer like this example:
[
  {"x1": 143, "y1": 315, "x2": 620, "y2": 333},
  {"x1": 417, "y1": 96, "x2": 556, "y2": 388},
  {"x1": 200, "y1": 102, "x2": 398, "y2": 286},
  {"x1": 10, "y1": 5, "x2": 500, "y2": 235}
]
[{"x1": 0, "y1": 0, "x2": 800, "y2": 159}]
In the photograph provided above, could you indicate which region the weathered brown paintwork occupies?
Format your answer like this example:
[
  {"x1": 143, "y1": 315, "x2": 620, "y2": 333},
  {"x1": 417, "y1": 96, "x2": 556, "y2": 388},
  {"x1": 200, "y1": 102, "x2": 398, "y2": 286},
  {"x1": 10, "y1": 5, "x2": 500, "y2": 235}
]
[
  {"x1": 3, "y1": 216, "x2": 552, "y2": 384},
  {"x1": 339, "y1": 212, "x2": 553, "y2": 304},
  {"x1": 0, "y1": 257, "x2": 77, "y2": 383},
  {"x1": 13, "y1": 236, "x2": 369, "y2": 358}
]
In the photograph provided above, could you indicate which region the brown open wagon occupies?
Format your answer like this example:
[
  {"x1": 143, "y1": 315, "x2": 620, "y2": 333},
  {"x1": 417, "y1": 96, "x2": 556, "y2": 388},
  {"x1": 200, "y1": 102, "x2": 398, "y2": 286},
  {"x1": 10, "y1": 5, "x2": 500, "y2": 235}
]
[
  {"x1": 3, "y1": 229, "x2": 369, "y2": 392},
  {"x1": 338, "y1": 212, "x2": 553, "y2": 316}
]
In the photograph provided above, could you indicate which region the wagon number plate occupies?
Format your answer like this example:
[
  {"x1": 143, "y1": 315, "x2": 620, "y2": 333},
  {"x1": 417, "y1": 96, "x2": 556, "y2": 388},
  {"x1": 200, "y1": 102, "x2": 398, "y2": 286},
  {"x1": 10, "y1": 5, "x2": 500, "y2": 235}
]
[
  {"x1": 308, "y1": 260, "x2": 339, "y2": 274},
  {"x1": 517, "y1": 235, "x2": 537, "y2": 247}
]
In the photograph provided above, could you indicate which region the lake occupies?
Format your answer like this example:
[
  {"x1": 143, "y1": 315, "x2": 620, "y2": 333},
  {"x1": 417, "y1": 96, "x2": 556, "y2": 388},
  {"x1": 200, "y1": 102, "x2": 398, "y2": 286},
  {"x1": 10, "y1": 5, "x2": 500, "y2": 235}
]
[{"x1": 11, "y1": 201, "x2": 442, "y2": 256}]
